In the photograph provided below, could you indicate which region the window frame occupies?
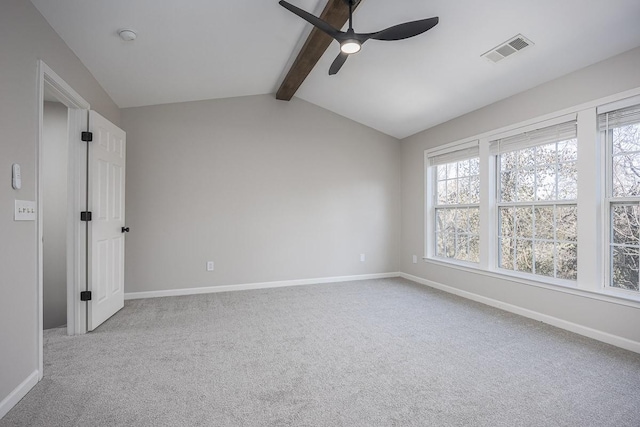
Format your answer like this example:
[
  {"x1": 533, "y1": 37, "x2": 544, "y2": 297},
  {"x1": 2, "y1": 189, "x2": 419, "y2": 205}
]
[
  {"x1": 600, "y1": 98, "x2": 640, "y2": 295},
  {"x1": 421, "y1": 89, "x2": 640, "y2": 305},
  {"x1": 433, "y1": 160, "x2": 481, "y2": 264},
  {"x1": 425, "y1": 141, "x2": 480, "y2": 266},
  {"x1": 493, "y1": 130, "x2": 579, "y2": 282}
]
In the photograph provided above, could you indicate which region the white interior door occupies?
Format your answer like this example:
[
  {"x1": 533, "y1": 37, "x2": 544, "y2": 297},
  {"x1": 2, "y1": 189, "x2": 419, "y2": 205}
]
[{"x1": 88, "y1": 110, "x2": 126, "y2": 331}]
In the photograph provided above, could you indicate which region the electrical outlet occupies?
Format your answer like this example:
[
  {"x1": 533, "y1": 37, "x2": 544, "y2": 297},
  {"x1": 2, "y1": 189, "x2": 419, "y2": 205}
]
[
  {"x1": 206, "y1": 261, "x2": 214, "y2": 271},
  {"x1": 360, "y1": 254, "x2": 365, "y2": 262},
  {"x1": 413, "y1": 255, "x2": 418, "y2": 264}
]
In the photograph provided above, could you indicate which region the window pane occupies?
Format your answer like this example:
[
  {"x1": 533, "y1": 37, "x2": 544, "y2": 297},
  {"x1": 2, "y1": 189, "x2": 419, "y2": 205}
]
[
  {"x1": 557, "y1": 161, "x2": 577, "y2": 200},
  {"x1": 515, "y1": 239, "x2": 533, "y2": 273},
  {"x1": 457, "y1": 234, "x2": 469, "y2": 260},
  {"x1": 446, "y1": 162, "x2": 457, "y2": 179},
  {"x1": 517, "y1": 147, "x2": 536, "y2": 169},
  {"x1": 557, "y1": 243, "x2": 578, "y2": 280},
  {"x1": 500, "y1": 171, "x2": 516, "y2": 202},
  {"x1": 446, "y1": 179, "x2": 458, "y2": 204},
  {"x1": 469, "y1": 157, "x2": 480, "y2": 176},
  {"x1": 612, "y1": 204, "x2": 640, "y2": 245},
  {"x1": 515, "y1": 206, "x2": 533, "y2": 238},
  {"x1": 500, "y1": 152, "x2": 516, "y2": 171},
  {"x1": 437, "y1": 164, "x2": 447, "y2": 181},
  {"x1": 436, "y1": 209, "x2": 454, "y2": 232},
  {"x1": 458, "y1": 178, "x2": 471, "y2": 204},
  {"x1": 516, "y1": 168, "x2": 535, "y2": 201},
  {"x1": 536, "y1": 143, "x2": 557, "y2": 165},
  {"x1": 437, "y1": 181, "x2": 447, "y2": 205},
  {"x1": 468, "y1": 207, "x2": 480, "y2": 235},
  {"x1": 455, "y1": 208, "x2": 468, "y2": 233},
  {"x1": 469, "y1": 236, "x2": 480, "y2": 263},
  {"x1": 458, "y1": 159, "x2": 470, "y2": 177},
  {"x1": 499, "y1": 238, "x2": 514, "y2": 270},
  {"x1": 558, "y1": 139, "x2": 578, "y2": 162},
  {"x1": 499, "y1": 207, "x2": 514, "y2": 237},
  {"x1": 534, "y1": 241, "x2": 555, "y2": 277},
  {"x1": 612, "y1": 246, "x2": 639, "y2": 291},
  {"x1": 469, "y1": 175, "x2": 480, "y2": 204},
  {"x1": 612, "y1": 124, "x2": 640, "y2": 155},
  {"x1": 444, "y1": 233, "x2": 456, "y2": 258},
  {"x1": 612, "y1": 153, "x2": 640, "y2": 197},
  {"x1": 536, "y1": 165, "x2": 556, "y2": 201},
  {"x1": 556, "y1": 205, "x2": 578, "y2": 241},
  {"x1": 534, "y1": 206, "x2": 555, "y2": 240}
]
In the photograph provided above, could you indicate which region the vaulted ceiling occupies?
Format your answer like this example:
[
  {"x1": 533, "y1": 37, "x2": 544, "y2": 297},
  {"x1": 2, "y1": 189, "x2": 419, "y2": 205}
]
[{"x1": 31, "y1": 0, "x2": 640, "y2": 138}]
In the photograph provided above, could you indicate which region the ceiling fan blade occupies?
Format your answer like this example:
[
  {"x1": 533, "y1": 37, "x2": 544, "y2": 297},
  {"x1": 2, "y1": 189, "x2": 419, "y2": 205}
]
[
  {"x1": 329, "y1": 52, "x2": 349, "y2": 75},
  {"x1": 279, "y1": 1, "x2": 342, "y2": 40},
  {"x1": 369, "y1": 17, "x2": 439, "y2": 41}
]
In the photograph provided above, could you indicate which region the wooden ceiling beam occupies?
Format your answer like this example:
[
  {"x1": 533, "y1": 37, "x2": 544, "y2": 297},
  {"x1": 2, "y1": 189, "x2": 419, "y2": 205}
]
[{"x1": 276, "y1": 0, "x2": 363, "y2": 101}]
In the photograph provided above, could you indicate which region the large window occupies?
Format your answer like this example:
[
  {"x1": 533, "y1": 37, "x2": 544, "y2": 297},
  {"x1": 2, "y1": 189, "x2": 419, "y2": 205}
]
[
  {"x1": 423, "y1": 93, "x2": 640, "y2": 303},
  {"x1": 601, "y1": 102, "x2": 640, "y2": 292},
  {"x1": 492, "y1": 121, "x2": 578, "y2": 280},
  {"x1": 429, "y1": 145, "x2": 480, "y2": 263}
]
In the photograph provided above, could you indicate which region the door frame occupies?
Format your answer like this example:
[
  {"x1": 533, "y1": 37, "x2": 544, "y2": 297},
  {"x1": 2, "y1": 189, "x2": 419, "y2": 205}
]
[{"x1": 37, "y1": 60, "x2": 90, "y2": 380}]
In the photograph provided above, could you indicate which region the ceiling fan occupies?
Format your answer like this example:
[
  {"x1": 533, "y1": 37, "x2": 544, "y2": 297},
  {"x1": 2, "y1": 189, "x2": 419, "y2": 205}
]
[{"x1": 279, "y1": 0, "x2": 439, "y2": 75}]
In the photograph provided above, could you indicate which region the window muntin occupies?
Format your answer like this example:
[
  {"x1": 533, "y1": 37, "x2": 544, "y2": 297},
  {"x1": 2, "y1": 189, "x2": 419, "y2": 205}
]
[
  {"x1": 434, "y1": 157, "x2": 480, "y2": 263},
  {"x1": 494, "y1": 124, "x2": 578, "y2": 280},
  {"x1": 602, "y1": 103, "x2": 640, "y2": 292}
]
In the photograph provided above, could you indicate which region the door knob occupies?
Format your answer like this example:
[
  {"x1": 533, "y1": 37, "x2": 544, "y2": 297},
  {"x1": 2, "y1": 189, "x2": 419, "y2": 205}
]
[{"x1": 121, "y1": 227, "x2": 130, "y2": 233}]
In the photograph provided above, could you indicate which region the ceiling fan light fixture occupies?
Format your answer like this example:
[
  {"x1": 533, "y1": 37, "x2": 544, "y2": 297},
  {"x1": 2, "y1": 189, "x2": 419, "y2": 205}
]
[
  {"x1": 340, "y1": 40, "x2": 361, "y2": 54},
  {"x1": 279, "y1": 0, "x2": 439, "y2": 74}
]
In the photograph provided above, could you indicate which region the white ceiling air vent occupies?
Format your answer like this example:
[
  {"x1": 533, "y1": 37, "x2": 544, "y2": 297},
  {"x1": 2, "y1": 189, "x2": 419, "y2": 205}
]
[{"x1": 482, "y1": 34, "x2": 533, "y2": 63}]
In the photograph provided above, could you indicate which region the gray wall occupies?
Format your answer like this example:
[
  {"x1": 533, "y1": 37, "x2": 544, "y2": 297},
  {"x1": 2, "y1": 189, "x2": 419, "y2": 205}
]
[
  {"x1": 2, "y1": 0, "x2": 638, "y2": 412},
  {"x1": 400, "y1": 46, "x2": 640, "y2": 343},
  {"x1": 43, "y1": 102, "x2": 68, "y2": 330},
  {"x1": 121, "y1": 95, "x2": 401, "y2": 293},
  {"x1": 0, "y1": 0, "x2": 120, "y2": 406}
]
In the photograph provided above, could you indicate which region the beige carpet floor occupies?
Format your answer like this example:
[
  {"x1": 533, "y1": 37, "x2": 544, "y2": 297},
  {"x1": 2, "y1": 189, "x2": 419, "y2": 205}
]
[{"x1": 2, "y1": 278, "x2": 640, "y2": 426}]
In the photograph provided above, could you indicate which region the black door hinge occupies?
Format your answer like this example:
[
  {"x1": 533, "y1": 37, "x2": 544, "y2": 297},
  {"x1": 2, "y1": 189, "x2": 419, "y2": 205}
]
[
  {"x1": 81, "y1": 131, "x2": 93, "y2": 142},
  {"x1": 80, "y1": 211, "x2": 92, "y2": 222},
  {"x1": 80, "y1": 291, "x2": 92, "y2": 301}
]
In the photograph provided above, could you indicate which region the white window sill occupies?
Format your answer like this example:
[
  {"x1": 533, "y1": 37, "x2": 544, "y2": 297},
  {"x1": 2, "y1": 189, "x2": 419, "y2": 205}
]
[{"x1": 422, "y1": 256, "x2": 640, "y2": 309}]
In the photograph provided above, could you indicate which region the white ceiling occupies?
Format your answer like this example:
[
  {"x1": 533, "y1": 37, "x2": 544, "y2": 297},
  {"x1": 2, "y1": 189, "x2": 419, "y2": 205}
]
[{"x1": 31, "y1": 0, "x2": 640, "y2": 139}]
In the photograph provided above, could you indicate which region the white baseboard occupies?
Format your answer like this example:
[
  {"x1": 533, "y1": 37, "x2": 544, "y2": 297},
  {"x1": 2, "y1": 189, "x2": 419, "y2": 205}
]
[
  {"x1": 400, "y1": 272, "x2": 640, "y2": 354},
  {"x1": 0, "y1": 370, "x2": 38, "y2": 419},
  {"x1": 125, "y1": 272, "x2": 401, "y2": 300}
]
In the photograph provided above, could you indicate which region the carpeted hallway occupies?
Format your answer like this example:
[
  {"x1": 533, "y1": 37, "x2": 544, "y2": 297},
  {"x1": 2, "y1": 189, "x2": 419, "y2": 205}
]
[{"x1": 2, "y1": 278, "x2": 640, "y2": 426}]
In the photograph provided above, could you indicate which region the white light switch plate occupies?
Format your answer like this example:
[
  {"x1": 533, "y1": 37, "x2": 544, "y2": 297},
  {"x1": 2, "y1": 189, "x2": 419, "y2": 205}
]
[{"x1": 15, "y1": 200, "x2": 36, "y2": 221}]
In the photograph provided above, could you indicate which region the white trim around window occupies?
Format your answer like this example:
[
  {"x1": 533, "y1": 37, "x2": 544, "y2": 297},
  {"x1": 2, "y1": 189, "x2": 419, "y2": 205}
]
[
  {"x1": 600, "y1": 100, "x2": 640, "y2": 293},
  {"x1": 425, "y1": 142, "x2": 480, "y2": 263},
  {"x1": 424, "y1": 87, "x2": 640, "y2": 304}
]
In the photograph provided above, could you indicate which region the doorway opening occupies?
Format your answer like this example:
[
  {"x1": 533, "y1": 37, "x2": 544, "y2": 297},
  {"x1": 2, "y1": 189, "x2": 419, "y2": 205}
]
[
  {"x1": 37, "y1": 61, "x2": 90, "y2": 380},
  {"x1": 42, "y1": 98, "x2": 69, "y2": 331},
  {"x1": 37, "y1": 61, "x2": 127, "y2": 380}
]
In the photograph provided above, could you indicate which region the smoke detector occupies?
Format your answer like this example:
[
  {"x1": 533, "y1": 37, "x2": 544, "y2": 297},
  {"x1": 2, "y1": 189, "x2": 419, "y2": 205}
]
[
  {"x1": 481, "y1": 34, "x2": 533, "y2": 63},
  {"x1": 118, "y1": 29, "x2": 137, "y2": 41}
]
